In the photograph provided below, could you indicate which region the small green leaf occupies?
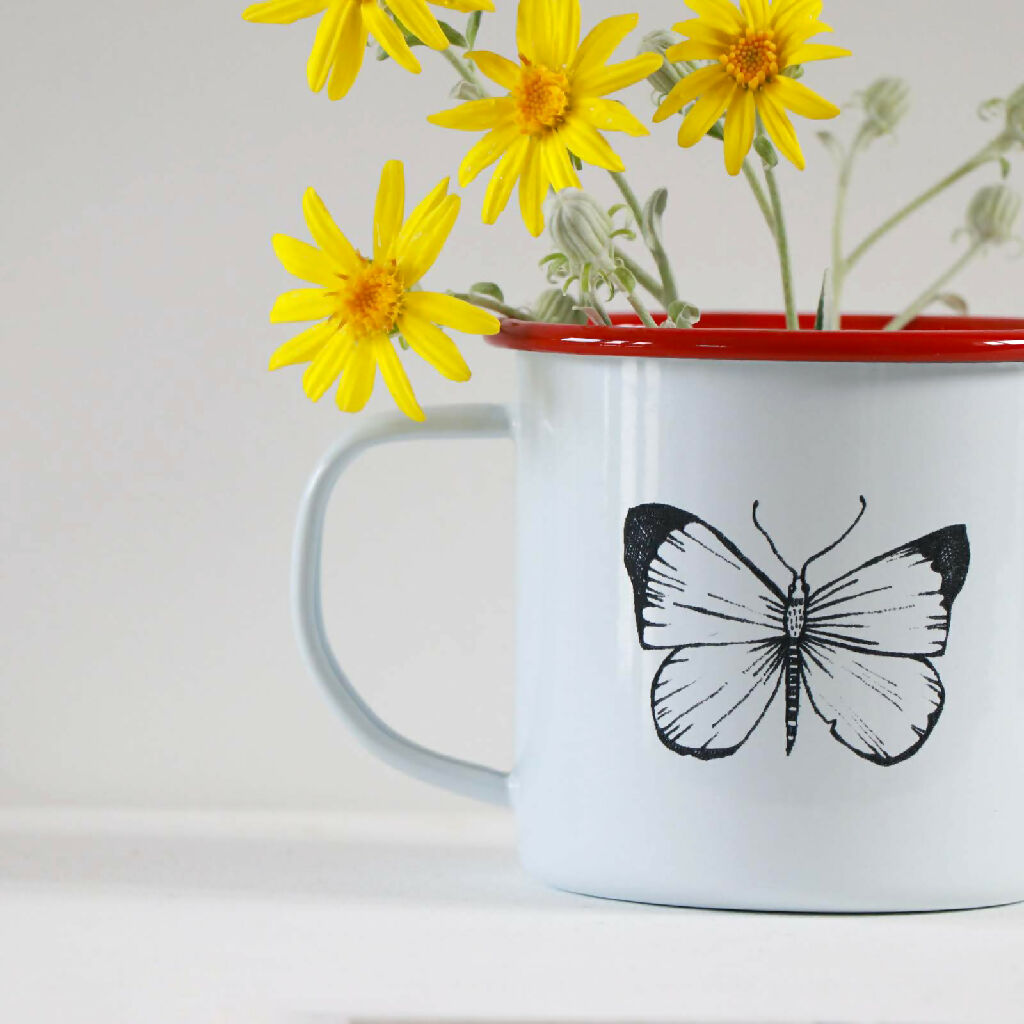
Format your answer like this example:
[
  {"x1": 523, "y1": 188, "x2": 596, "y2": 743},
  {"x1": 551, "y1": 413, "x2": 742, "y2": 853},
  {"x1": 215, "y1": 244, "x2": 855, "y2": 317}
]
[
  {"x1": 641, "y1": 187, "x2": 668, "y2": 248},
  {"x1": 1000, "y1": 156, "x2": 1012, "y2": 179},
  {"x1": 754, "y1": 134, "x2": 778, "y2": 168},
  {"x1": 376, "y1": 45, "x2": 390, "y2": 61},
  {"x1": 465, "y1": 10, "x2": 482, "y2": 49},
  {"x1": 708, "y1": 120, "x2": 725, "y2": 141},
  {"x1": 667, "y1": 299, "x2": 701, "y2": 327},
  {"x1": 439, "y1": 21, "x2": 467, "y2": 47},
  {"x1": 932, "y1": 292, "x2": 970, "y2": 316},
  {"x1": 570, "y1": 152, "x2": 583, "y2": 172},
  {"x1": 615, "y1": 267, "x2": 637, "y2": 293},
  {"x1": 781, "y1": 64, "x2": 804, "y2": 79},
  {"x1": 470, "y1": 281, "x2": 504, "y2": 302},
  {"x1": 817, "y1": 131, "x2": 844, "y2": 165}
]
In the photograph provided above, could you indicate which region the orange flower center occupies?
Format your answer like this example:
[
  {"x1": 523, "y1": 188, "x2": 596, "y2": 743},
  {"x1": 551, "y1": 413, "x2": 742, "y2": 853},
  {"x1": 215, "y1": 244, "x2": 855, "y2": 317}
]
[
  {"x1": 513, "y1": 61, "x2": 571, "y2": 136},
  {"x1": 336, "y1": 259, "x2": 404, "y2": 336},
  {"x1": 719, "y1": 28, "x2": 779, "y2": 91}
]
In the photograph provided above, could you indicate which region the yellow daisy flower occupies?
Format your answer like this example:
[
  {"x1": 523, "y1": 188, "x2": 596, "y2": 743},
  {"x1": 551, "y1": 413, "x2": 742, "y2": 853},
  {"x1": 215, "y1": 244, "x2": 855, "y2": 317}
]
[
  {"x1": 428, "y1": 0, "x2": 662, "y2": 236},
  {"x1": 267, "y1": 161, "x2": 500, "y2": 422},
  {"x1": 654, "y1": 0, "x2": 850, "y2": 174},
  {"x1": 242, "y1": 0, "x2": 495, "y2": 100}
]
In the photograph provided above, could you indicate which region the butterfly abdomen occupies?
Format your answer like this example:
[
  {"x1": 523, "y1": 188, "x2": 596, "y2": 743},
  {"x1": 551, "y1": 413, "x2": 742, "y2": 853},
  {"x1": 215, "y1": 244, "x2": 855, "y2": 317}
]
[{"x1": 783, "y1": 592, "x2": 807, "y2": 755}]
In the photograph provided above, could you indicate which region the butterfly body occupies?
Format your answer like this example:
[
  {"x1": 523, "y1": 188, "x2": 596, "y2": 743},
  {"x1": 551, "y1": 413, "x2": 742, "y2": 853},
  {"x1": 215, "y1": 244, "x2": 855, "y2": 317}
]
[{"x1": 623, "y1": 501, "x2": 970, "y2": 765}]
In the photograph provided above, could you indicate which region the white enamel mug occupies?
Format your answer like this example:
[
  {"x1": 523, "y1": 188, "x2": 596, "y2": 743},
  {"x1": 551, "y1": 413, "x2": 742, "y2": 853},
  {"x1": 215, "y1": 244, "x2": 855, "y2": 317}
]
[{"x1": 293, "y1": 313, "x2": 1024, "y2": 911}]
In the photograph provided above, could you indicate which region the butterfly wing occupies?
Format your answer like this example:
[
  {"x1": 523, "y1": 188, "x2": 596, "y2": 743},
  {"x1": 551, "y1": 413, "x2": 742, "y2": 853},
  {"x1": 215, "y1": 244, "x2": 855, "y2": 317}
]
[
  {"x1": 624, "y1": 504, "x2": 789, "y2": 758},
  {"x1": 804, "y1": 525, "x2": 970, "y2": 657},
  {"x1": 799, "y1": 645, "x2": 944, "y2": 765},
  {"x1": 653, "y1": 640, "x2": 787, "y2": 759},
  {"x1": 624, "y1": 504, "x2": 786, "y2": 650},
  {"x1": 800, "y1": 525, "x2": 969, "y2": 765}
]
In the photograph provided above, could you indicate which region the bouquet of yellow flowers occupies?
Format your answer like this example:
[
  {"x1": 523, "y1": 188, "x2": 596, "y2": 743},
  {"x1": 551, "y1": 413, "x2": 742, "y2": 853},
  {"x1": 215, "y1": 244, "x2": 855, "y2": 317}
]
[{"x1": 246, "y1": 0, "x2": 1023, "y2": 421}]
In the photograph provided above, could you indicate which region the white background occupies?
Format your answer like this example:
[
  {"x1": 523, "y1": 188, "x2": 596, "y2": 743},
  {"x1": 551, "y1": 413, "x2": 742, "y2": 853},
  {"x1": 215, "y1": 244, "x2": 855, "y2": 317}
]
[{"x1": 3, "y1": 0, "x2": 1022, "y2": 813}]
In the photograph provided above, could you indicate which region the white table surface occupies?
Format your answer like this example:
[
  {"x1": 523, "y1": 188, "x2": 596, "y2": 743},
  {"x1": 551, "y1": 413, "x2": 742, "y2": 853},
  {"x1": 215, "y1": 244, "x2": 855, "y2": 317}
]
[{"x1": 0, "y1": 808, "x2": 1021, "y2": 1024}]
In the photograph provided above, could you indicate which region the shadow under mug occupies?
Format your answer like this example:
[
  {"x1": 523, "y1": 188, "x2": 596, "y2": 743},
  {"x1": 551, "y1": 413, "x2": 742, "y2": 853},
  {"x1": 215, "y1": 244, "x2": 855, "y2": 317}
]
[{"x1": 292, "y1": 312, "x2": 1024, "y2": 912}]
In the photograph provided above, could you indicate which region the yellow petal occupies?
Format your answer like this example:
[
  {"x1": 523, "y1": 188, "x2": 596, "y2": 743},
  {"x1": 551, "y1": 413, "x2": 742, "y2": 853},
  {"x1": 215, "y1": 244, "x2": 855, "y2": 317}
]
[
  {"x1": 307, "y1": 1, "x2": 349, "y2": 93},
  {"x1": 577, "y1": 98, "x2": 648, "y2": 137},
  {"x1": 573, "y1": 53, "x2": 665, "y2": 98},
  {"x1": 549, "y1": 0, "x2": 581, "y2": 68},
  {"x1": 374, "y1": 339, "x2": 425, "y2": 422},
  {"x1": 394, "y1": 177, "x2": 451, "y2": 253},
  {"x1": 395, "y1": 194, "x2": 461, "y2": 285},
  {"x1": 467, "y1": 50, "x2": 520, "y2": 90},
  {"x1": 399, "y1": 314, "x2": 473, "y2": 381},
  {"x1": 571, "y1": 14, "x2": 638, "y2": 77},
  {"x1": 269, "y1": 322, "x2": 338, "y2": 370},
  {"x1": 740, "y1": 0, "x2": 769, "y2": 28},
  {"x1": 671, "y1": 19, "x2": 735, "y2": 49},
  {"x1": 302, "y1": 328, "x2": 356, "y2": 401},
  {"x1": 326, "y1": 3, "x2": 367, "y2": 100},
  {"x1": 669, "y1": 39, "x2": 726, "y2": 62},
  {"x1": 482, "y1": 136, "x2": 530, "y2": 225},
  {"x1": 428, "y1": 97, "x2": 514, "y2": 131},
  {"x1": 677, "y1": 76, "x2": 735, "y2": 147},
  {"x1": 757, "y1": 89, "x2": 805, "y2": 168},
  {"x1": 683, "y1": 0, "x2": 745, "y2": 33},
  {"x1": 270, "y1": 288, "x2": 336, "y2": 323},
  {"x1": 363, "y1": 3, "x2": 421, "y2": 73},
  {"x1": 557, "y1": 118, "x2": 625, "y2": 171},
  {"x1": 302, "y1": 188, "x2": 361, "y2": 271},
  {"x1": 653, "y1": 64, "x2": 723, "y2": 122},
  {"x1": 272, "y1": 234, "x2": 337, "y2": 285},
  {"x1": 770, "y1": 74, "x2": 839, "y2": 119},
  {"x1": 518, "y1": 145, "x2": 549, "y2": 238},
  {"x1": 784, "y1": 42, "x2": 851, "y2": 65},
  {"x1": 374, "y1": 160, "x2": 405, "y2": 260},
  {"x1": 541, "y1": 135, "x2": 582, "y2": 191},
  {"x1": 386, "y1": 0, "x2": 448, "y2": 50},
  {"x1": 723, "y1": 86, "x2": 755, "y2": 175},
  {"x1": 518, "y1": 0, "x2": 578, "y2": 67},
  {"x1": 243, "y1": 0, "x2": 328, "y2": 23},
  {"x1": 405, "y1": 292, "x2": 501, "y2": 335},
  {"x1": 458, "y1": 124, "x2": 521, "y2": 186},
  {"x1": 335, "y1": 342, "x2": 377, "y2": 412}
]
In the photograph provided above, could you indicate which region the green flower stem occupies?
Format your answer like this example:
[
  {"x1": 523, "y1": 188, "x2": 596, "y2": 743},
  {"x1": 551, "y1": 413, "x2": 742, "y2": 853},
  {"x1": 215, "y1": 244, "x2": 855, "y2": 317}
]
[
  {"x1": 761, "y1": 157, "x2": 799, "y2": 330},
  {"x1": 827, "y1": 125, "x2": 873, "y2": 329},
  {"x1": 613, "y1": 248, "x2": 665, "y2": 306},
  {"x1": 440, "y1": 48, "x2": 487, "y2": 93},
  {"x1": 845, "y1": 142, "x2": 1002, "y2": 274},
  {"x1": 586, "y1": 287, "x2": 613, "y2": 326},
  {"x1": 624, "y1": 287, "x2": 659, "y2": 328},
  {"x1": 741, "y1": 158, "x2": 777, "y2": 236},
  {"x1": 884, "y1": 241, "x2": 984, "y2": 331},
  {"x1": 609, "y1": 171, "x2": 679, "y2": 309},
  {"x1": 451, "y1": 292, "x2": 534, "y2": 319}
]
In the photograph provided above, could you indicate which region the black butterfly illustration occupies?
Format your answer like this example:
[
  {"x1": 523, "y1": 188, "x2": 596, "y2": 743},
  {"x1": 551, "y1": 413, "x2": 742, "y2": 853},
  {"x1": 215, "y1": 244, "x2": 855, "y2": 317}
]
[{"x1": 623, "y1": 499, "x2": 970, "y2": 765}]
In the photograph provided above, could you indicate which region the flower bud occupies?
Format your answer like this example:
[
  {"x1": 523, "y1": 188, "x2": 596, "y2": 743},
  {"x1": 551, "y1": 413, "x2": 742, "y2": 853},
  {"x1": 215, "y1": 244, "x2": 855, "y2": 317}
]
[
  {"x1": 533, "y1": 288, "x2": 586, "y2": 325},
  {"x1": 966, "y1": 184, "x2": 1021, "y2": 244},
  {"x1": 639, "y1": 29, "x2": 688, "y2": 97},
  {"x1": 859, "y1": 77, "x2": 911, "y2": 137},
  {"x1": 546, "y1": 189, "x2": 616, "y2": 274}
]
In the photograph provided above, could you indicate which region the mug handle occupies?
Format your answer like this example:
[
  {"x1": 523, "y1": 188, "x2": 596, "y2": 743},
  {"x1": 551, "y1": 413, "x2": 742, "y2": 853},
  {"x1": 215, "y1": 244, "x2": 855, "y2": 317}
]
[{"x1": 292, "y1": 403, "x2": 513, "y2": 807}]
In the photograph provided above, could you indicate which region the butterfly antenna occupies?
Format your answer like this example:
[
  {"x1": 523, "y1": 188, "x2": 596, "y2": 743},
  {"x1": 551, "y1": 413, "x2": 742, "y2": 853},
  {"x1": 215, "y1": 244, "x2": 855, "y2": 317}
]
[
  {"x1": 801, "y1": 496, "x2": 868, "y2": 576},
  {"x1": 752, "y1": 501, "x2": 797, "y2": 576}
]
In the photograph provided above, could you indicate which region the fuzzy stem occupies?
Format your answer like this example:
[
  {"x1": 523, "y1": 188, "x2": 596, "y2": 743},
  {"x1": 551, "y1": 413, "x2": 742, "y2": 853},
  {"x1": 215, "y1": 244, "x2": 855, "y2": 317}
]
[
  {"x1": 440, "y1": 48, "x2": 487, "y2": 93},
  {"x1": 827, "y1": 125, "x2": 873, "y2": 329},
  {"x1": 450, "y1": 292, "x2": 534, "y2": 320},
  {"x1": 625, "y1": 288, "x2": 658, "y2": 328},
  {"x1": 884, "y1": 242, "x2": 984, "y2": 331},
  {"x1": 609, "y1": 171, "x2": 679, "y2": 309},
  {"x1": 613, "y1": 248, "x2": 665, "y2": 306},
  {"x1": 741, "y1": 158, "x2": 776, "y2": 236},
  {"x1": 762, "y1": 157, "x2": 799, "y2": 330},
  {"x1": 845, "y1": 142, "x2": 1001, "y2": 273}
]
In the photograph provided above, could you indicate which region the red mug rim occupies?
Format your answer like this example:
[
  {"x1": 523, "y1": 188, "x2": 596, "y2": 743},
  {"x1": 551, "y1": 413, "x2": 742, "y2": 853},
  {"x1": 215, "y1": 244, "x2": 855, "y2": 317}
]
[{"x1": 488, "y1": 312, "x2": 1024, "y2": 363}]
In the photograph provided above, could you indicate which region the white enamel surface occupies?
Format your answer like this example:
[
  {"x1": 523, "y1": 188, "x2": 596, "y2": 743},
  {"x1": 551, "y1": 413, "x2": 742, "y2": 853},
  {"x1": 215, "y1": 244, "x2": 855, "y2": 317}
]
[{"x1": 511, "y1": 352, "x2": 1024, "y2": 911}]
